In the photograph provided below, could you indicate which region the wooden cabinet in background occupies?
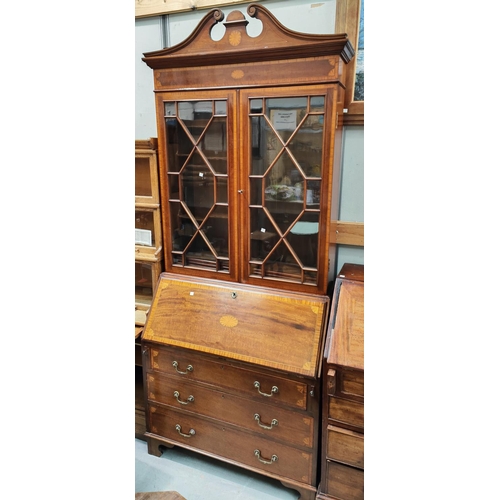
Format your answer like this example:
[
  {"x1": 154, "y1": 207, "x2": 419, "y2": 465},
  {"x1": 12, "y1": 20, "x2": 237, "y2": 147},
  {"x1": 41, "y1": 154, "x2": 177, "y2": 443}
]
[
  {"x1": 136, "y1": 138, "x2": 164, "y2": 440},
  {"x1": 136, "y1": 138, "x2": 160, "y2": 206},
  {"x1": 317, "y1": 264, "x2": 364, "y2": 500},
  {"x1": 142, "y1": 273, "x2": 330, "y2": 500},
  {"x1": 135, "y1": 138, "x2": 164, "y2": 327},
  {"x1": 142, "y1": 3, "x2": 354, "y2": 295}
]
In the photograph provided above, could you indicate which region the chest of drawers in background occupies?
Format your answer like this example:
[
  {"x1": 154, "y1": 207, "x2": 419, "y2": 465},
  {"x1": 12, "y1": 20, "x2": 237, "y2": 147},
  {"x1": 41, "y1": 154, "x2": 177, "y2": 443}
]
[
  {"x1": 141, "y1": 273, "x2": 330, "y2": 500},
  {"x1": 317, "y1": 264, "x2": 364, "y2": 500}
]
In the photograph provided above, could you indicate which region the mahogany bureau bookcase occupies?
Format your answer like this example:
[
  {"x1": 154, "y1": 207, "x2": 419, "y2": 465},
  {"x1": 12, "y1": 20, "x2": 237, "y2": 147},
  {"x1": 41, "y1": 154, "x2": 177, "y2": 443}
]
[
  {"x1": 142, "y1": 273, "x2": 329, "y2": 499},
  {"x1": 140, "y1": 4, "x2": 354, "y2": 499},
  {"x1": 317, "y1": 264, "x2": 364, "y2": 500}
]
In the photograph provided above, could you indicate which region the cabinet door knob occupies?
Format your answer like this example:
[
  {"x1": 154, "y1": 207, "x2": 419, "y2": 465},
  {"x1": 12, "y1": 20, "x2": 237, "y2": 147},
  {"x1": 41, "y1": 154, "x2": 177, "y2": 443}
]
[{"x1": 238, "y1": 189, "x2": 244, "y2": 193}]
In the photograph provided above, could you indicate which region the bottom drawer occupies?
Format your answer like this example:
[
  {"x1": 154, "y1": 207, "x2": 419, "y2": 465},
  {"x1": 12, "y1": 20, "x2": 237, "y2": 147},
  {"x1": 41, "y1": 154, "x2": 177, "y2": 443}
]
[
  {"x1": 325, "y1": 461, "x2": 363, "y2": 500},
  {"x1": 147, "y1": 402, "x2": 315, "y2": 485}
]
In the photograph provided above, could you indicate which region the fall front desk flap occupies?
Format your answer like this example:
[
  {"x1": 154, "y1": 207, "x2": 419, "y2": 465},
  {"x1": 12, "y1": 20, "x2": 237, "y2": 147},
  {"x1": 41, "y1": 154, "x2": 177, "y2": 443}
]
[
  {"x1": 142, "y1": 273, "x2": 330, "y2": 378},
  {"x1": 327, "y1": 278, "x2": 364, "y2": 371}
]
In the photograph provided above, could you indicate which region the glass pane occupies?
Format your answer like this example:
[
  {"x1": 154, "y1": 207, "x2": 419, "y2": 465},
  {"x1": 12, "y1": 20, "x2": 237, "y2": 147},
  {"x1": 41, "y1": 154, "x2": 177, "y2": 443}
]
[
  {"x1": 166, "y1": 118, "x2": 191, "y2": 173},
  {"x1": 201, "y1": 117, "x2": 227, "y2": 174},
  {"x1": 265, "y1": 152, "x2": 299, "y2": 195},
  {"x1": 215, "y1": 175, "x2": 228, "y2": 204},
  {"x1": 266, "y1": 193, "x2": 302, "y2": 233},
  {"x1": 250, "y1": 177, "x2": 263, "y2": 206},
  {"x1": 167, "y1": 173, "x2": 180, "y2": 199},
  {"x1": 181, "y1": 160, "x2": 214, "y2": 221},
  {"x1": 204, "y1": 205, "x2": 229, "y2": 258},
  {"x1": 250, "y1": 99, "x2": 263, "y2": 113},
  {"x1": 185, "y1": 233, "x2": 215, "y2": 268},
  {"x1": 178, "y1": 102, "x2": 193, "y2": 120},
  {"x1": 251, "y1": 116, "x2": 268, "y2": 175},
  {"x1": 247, "y1": 93, "x2": 325, "y2": 285},
  {"x1": 171, "y1": 202, "x2": 195, "y2": 252},
  {"x1": 288, "y1": 213, "x2": 320, "y2": 268},
  {"x1": 135, "y1": 262, "x2": 153, "y2": 301},
  {"x1": 135, "y1": 210, "x2": 155, "y2": 247},
  {"x1": 305, "y1": 180, "x2": 321, "y2": 207},
  {"x1": 266, "y1": 97, "x2": 307, "y2": 143},
  {"x1": 310, "y1": 96, "x2": 325, "y2": 112},
  {"x1": 164, "y1": 102, "x2": 176, "y2": 117},
  {"x1": 135, "y1": 157, "x2": 152, "y2": 197},
  {"x1": 215, "y1": 100, "x2": 227, "y2": 115},
  {"x1": 249, "y1": 207, "x2": 279, "y2": 262},
  {"x1": 165, "y1": 99, "x2": 231, "y2": 275},
  {"x1": 292, "y1": 115, "x2": 323, "y2": 178}
]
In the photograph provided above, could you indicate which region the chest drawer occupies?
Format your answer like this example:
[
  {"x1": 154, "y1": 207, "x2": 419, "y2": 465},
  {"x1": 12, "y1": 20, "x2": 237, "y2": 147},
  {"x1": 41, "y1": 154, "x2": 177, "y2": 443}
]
[
  {"x1": 324, "y1": 461, "x2": 363, "y2": 500},
  {"x1": 327, "y1": 368, "x2": 363, "y2": 403},
  {"x1": 328, "y1": 395, "x2": 364, "y2": 432},
  {"x1": 147, "y1": 403, "x2": 315, "y2": 484},
  {"x1": 145, "y1": 371, "x2": 316, "y2": 449},
  {"x1": 326, "y1": 425, "x2": 363, "y2": 468},
  {"x1": 145, "y1": 344, "x2": 310, "y2": 411}
]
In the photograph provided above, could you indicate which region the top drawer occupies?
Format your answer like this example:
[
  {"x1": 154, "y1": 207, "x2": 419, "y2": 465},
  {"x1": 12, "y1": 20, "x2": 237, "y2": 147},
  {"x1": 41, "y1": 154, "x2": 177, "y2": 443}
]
[
  {"x1": 144, "y1": 344, "x2": 312, "y2": 411},
  {"x1": 327, "y1": 368, "x2": 363, "y2": 402}
]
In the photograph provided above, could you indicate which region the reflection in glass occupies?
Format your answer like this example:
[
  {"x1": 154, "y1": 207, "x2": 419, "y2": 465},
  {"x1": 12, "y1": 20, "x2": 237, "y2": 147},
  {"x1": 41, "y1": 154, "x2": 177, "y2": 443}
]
[
  {"x1": 135, "y1": 210, "x2": 155, "y2": 247},
  {"x1": 135, "y1": 262, "x2": 153, "y2": 301}
]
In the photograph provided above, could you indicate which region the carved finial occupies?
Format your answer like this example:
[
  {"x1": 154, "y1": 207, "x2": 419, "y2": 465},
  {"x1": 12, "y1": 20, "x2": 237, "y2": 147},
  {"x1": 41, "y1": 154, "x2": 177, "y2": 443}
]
[
  {"x1": 213, "y1": 9, "x2": 224, "y2": 22},
  {"x1": 247, "y1": 4, "x2": 258, "y2": 17}
]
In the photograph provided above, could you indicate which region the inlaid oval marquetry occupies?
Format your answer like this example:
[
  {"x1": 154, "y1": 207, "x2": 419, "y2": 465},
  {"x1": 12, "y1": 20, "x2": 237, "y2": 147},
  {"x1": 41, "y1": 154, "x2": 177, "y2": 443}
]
[
  {"x1": 220, "y1": 314, "x2": 238, "y2": 327},
  {"x1": 229, "y1": 30, "x2": 242, "y2": 46},
  {"x1": 310, "y1": 305, "x2": 319, "y2": 314},
  {"x1": 231, "y1": 69, "x2": 244, "y2": 79}
]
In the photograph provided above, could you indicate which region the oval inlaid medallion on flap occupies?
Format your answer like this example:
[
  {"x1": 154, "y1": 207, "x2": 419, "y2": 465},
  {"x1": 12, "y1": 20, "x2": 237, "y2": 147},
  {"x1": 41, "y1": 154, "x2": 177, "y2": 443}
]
[{"x1": 220, "y1": 314, "x2": 238, "y2": 327}]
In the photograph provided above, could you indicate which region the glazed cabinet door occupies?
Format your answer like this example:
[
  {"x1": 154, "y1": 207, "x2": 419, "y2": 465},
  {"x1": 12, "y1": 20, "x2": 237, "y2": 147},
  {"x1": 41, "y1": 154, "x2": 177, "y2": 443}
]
[
  {"x1": 240, "y1": 85, "x2": 338, "y2": 293},
  {"x1": 155, "y1": 90, "x2": 239, "y2": 281}
]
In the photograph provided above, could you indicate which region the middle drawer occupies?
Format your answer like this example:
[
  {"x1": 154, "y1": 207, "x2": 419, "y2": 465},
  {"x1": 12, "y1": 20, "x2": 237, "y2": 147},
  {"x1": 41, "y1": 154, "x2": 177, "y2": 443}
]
[
  {"x1": 147, "y1": 345, "x2": 310, "y2": 411},
  {"x1": 146, "y1": 371, "x2": 315, "y2": 449}
]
